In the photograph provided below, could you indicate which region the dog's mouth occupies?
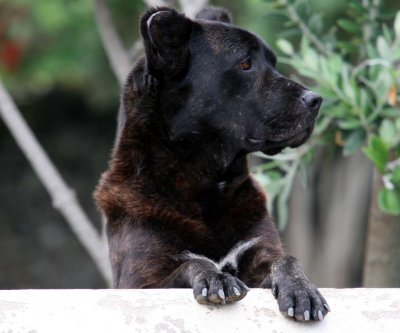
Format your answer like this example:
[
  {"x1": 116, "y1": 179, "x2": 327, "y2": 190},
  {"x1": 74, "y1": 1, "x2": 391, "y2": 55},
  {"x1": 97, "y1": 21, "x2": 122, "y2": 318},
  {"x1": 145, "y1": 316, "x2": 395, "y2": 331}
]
[{"x1": 249, "y1": 125, "x2": 314, "y2": 156}]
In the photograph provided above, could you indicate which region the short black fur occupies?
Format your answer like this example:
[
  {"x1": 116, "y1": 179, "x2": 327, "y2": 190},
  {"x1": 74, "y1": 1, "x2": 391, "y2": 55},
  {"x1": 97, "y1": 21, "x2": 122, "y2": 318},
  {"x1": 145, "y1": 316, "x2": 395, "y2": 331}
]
[{"x1": 95, "y1": 6, "x2": 328, "y2": 322}]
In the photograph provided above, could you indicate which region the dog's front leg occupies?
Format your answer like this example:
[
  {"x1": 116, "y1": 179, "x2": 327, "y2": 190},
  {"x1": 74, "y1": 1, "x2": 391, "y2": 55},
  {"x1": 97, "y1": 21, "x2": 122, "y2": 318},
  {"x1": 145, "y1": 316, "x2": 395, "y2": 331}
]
[
  {"x1": 161, "y1": 259, "x2": 249, "y2": 305},
  {"x1": 262, "y1": 255, "x2": 330, "y2": 321}
]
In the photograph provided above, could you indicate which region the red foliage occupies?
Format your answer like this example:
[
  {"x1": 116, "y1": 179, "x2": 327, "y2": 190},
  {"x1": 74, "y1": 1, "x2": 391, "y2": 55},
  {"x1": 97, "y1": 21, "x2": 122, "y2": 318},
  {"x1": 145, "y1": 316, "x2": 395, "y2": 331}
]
[{"x1": 0, "y1": 40, "x2": 23, "y2": 71}]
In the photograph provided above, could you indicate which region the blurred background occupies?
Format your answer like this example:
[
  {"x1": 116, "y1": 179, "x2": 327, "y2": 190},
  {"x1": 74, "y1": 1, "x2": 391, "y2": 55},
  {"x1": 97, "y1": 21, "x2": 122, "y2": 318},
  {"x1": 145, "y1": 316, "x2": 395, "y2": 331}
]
[{"x1": 1, "y1": 0, "x2": 399, "y2": 289}]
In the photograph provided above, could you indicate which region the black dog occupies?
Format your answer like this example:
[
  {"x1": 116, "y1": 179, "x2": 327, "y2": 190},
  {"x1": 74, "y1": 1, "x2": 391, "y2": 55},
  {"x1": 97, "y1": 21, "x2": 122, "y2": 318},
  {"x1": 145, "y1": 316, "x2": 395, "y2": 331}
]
[{"x1": 95, "y1": 6, "x2": 328, "y2": 322}]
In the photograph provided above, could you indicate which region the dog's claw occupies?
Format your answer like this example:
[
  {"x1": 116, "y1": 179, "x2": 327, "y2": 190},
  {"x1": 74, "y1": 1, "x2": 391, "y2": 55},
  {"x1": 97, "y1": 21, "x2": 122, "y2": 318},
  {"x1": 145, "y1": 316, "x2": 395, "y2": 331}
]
[
  {"x1": 233, "y1": 287, "x2": 241, "y2": 296},
  {"x1": 323, "y1": 303, "x2": 331, "y2": 312},
  {"x1": 218, "y1": 289, "x2": 225, "y2": 300},
  {"x1": 201, "y1": 288, "x2": 208, "y2": 297},
  {"x1": 304, "y1": 310, "x2": 310, "y2": 321},
  {"x1": 318, "y1": 310, "x2": 323, "y2": 321},
  {"x1": 288, "y1": 307, "x2": 294, "y2": 317}
]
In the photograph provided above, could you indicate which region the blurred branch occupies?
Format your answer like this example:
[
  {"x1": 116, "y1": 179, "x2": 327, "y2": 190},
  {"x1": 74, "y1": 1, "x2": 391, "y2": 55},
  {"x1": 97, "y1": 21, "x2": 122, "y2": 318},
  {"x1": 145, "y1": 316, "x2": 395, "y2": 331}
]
[
  {"x1": 129, "y1": 39, "x2": 144, "y2": 62},
  {"x1": 143, "y1": 0, "x2": 173, "y2": 7},
  {"x1": 142, "y1": 0, "x2": 208, "y2": 17},
  {"x1": 178, "y1": 0, "x2": 208, "y2": 18},
  {"x1": 0, "y1": 79, "x2": 112, "y2": 286},
  {"x1": 94, "y1": 0, "x2": 131, "y2": 86},
  {"x1": 282, "y1": 0, "x2": 332, "y2": 57}
]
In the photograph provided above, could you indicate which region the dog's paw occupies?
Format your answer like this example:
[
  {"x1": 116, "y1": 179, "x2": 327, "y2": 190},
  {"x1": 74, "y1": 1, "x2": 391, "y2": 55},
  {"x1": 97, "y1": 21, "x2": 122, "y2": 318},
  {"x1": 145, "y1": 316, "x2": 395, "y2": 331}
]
[
  {"x1": 271, "y1": 256, "x2": 330, "y2": 322},
  {"x1": 193, "y1": 272, "x2": 249, "y2": 305},
  {"x1": 272, "y1": 281, "x2": 330, "y2": 321}
]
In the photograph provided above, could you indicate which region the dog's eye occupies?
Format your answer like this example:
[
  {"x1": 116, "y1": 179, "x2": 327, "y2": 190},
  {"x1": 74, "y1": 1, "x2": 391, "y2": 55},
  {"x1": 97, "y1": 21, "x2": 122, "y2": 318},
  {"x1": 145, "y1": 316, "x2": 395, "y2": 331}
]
[{"x1": 239, "y1": 59, "x2": 252, "y2": 71}]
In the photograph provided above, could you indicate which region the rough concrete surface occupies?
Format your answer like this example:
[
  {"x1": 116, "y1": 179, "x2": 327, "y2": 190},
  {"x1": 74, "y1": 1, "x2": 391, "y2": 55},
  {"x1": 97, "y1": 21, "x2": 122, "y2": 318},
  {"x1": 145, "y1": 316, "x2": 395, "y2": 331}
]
[{"x1": 0, "y1": 288, "x2": 399, "y2": 332}]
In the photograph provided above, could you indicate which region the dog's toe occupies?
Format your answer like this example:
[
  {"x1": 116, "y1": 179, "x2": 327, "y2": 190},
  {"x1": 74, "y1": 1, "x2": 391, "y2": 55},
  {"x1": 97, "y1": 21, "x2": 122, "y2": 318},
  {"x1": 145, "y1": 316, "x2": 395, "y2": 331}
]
[
  {"x1": 208, "y1": 276, "x2": 226, "y2": 304},
  {"x1": 193, "y1": 280, "x2": 209, "y2": 304},
  {"x1": 223, "y1": 275, "x2": 248, "y2": 303},
  {"x1": 309, "y1": 289, "x2": 329, "y2": 321},
  {"x1": 193, "y1": 272, "x2": 248, "y2": 305},
  {"x1": 294, "y1": 290, "x2": 311, "y2": 321}
]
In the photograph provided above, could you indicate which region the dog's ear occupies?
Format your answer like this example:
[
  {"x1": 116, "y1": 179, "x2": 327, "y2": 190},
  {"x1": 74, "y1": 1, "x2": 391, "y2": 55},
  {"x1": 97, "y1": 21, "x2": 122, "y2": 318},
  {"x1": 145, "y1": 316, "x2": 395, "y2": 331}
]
[
  {"x1": 141, "y1": 7, "x2": 193, "y2": 79},
  {"x1": 195, "y1": 7, "x2": 232, "y2": 24}
]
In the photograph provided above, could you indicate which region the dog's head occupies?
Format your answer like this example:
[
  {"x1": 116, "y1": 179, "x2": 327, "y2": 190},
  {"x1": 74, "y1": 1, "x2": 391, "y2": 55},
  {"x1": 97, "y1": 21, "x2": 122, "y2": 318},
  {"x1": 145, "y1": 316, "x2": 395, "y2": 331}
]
[{"x1": 140, "y1": 7, "x2": 322, "y2": 156}]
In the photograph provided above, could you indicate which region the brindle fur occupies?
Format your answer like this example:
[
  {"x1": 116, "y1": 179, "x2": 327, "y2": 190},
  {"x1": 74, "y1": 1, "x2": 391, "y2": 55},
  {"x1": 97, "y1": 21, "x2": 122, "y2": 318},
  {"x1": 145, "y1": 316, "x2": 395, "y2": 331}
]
[{"x1": 95, "y1": 6, "x2": 329, "y2": 321}]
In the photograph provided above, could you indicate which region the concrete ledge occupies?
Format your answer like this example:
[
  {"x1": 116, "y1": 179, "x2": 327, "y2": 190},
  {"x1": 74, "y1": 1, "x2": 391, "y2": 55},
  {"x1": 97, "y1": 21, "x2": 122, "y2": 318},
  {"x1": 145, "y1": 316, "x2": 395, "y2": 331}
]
[{"x1": 1, "y1": 288, "x2": 399, "y2": 332}]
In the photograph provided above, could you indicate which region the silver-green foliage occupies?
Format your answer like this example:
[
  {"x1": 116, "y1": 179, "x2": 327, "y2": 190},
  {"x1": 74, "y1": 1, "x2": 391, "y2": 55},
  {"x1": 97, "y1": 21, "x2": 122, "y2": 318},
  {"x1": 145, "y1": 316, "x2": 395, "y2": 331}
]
[{"x1": 255, "y1": 0, "x2": 400, "y2": 227}]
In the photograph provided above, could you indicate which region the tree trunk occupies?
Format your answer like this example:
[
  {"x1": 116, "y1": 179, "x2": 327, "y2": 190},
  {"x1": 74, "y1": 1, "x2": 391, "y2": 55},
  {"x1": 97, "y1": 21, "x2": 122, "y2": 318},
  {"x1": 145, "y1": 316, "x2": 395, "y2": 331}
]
[
  {"x1": 363, "y1": 169, "x2": 400, "y2": 287},
  {"x1": 284, "y1": 150, "x2": 372, "y2": 287}
]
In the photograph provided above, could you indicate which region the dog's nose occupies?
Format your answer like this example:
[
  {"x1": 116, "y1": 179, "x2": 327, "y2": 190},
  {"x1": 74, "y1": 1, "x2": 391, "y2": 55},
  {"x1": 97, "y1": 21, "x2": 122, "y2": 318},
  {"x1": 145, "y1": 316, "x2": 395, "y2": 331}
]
[{"x1": 301, "y1": 91, "x2": 322, "y2": 113}]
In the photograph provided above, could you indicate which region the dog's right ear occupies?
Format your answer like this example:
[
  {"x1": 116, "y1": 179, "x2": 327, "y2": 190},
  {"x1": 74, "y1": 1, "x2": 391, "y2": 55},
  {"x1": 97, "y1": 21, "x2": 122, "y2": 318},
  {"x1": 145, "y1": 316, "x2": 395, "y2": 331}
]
[{"x1": 141, "y1": 7, "x2": 193, "y2": 79}]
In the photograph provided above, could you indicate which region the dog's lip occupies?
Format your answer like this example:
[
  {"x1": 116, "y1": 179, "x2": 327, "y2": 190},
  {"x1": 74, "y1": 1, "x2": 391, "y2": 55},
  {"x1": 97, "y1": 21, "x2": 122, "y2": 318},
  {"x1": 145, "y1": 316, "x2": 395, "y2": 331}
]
[
  {"x1": 249, "y1": 125, "x2": 314, "y2": 151},
  {"x1": 248, "y1": 135, "x2": 299, "y2": 146},
  {"x1": 248, "y1": 138, "x2": 264, "y2": 144},
  {"x1": 248, "y1": 137, "x2": 286, "y2": 148}
]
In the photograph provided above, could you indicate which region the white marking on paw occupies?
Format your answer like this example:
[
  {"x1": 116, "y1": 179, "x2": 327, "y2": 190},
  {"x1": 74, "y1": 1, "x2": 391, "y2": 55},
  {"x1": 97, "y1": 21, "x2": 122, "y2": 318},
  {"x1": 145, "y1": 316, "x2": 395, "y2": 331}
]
[
  {"x1": 181, "y1": 237, "x2": 262, "y2": 273},
  {"x1": 181, "y1": 252, "x2": 218, "y2": 268},
  {"x1": 218, "y1": 237, "x2": 261, "y2": 271}
]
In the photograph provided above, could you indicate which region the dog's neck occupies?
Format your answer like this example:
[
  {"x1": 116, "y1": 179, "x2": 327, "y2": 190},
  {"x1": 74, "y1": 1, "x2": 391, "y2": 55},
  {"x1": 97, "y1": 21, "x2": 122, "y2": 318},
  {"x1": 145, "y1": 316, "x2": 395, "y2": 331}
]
[{"x1": 112, "y1": 114, "x2": 250, "y2": 202}]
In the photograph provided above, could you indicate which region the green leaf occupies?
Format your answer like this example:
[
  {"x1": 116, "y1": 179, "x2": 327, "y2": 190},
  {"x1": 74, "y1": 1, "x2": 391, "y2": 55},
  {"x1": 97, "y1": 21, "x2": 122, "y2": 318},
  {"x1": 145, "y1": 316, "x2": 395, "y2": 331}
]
[
  {"x1": 338, "y1": 118, "x2": 362, "y2": 130},
  {"x1": 363, "y1": 136, "x2": 389, "y2": 173},
  {"x1": 394, "y1": 11, "x2": 400, "y2": 39},
  {"x1": 390, "y1": 167, "x2": 400, "y2": 188},
  {"x1": 279, "y1": 28, "x2": 301, "y2": 39},
  {"x1": 375, "y1": 70, "x2": 394, "y2": 104},
  {"x1": 343, "y1": 129, "x2": 366, "y2": 156},
  {"x1": 254, "y1": 170, "x2": 283, "y2": 214},
  {"x1": 303, "y1": 48, "x2": 319, "y2": 71},
  {"x1": 314, "y1": 116, "x2": 331, "y2": 135},
  {"x1": 366, "y1": 44, "x2": 378, "y2": 59},
  {"x1": 298, "y1": 150, "x2": 314, "y2": 187},
  {"x1": 341, "y1": 65, "x2": 356, "y2": 104},
  {"x1": 300, "y1": 36, "x2": 310, "y2": 55},
  {"x1": 377, "y1": 36, "x2": 391, "y2": 60},
  {"x1": 276, "y1": 39, "x2": 294, "y2": 56},
  {"x1": 348, "y1": 1, "x2": 364, "y2": 12},
  {"x1": 327, "y1": 54, "x2": 343, "y2": 74},
  {"x1": 264, "y1": 171, "x2": 283, "y2": 182},
  {"x1": 296, "y1": 66, "x2": 318, "y2": 78},
  {"x1": 318, "y1": 88, "x2": 338, "y2": 99},
  {"x1": 382, "y1": 24, "x2": 393, "y2": 42},
  {"x1": 320, "y1": 56, "x2": 339, "y2": 88},
  {"x1": 358, "y1": 89, "x2": 370, "y2": 115},
  {"x1": 379, "y1": 119, "x2": 397, "y2": 147},
  {"x1": 308, "y1": 14, "x2": 323, "y2": 34},
  {"x1": 381, "y1": 107, "x2": 400, "y2": 118},
  {"x1": 337, "y1": 19, "x2": 360, "y2": 33},
  {"x1": 378, "y1": 188, "x2": 400, "y2": 215},
  {"x1": 324, "y1": 105, "x2": 346, "y2": 117}
]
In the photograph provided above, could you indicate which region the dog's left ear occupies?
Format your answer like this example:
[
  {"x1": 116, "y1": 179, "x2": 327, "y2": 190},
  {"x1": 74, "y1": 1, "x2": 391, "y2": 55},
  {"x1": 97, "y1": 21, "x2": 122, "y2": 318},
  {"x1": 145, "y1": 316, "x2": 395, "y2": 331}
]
[{"x1": 141, "y1": 7, "x2": 193, "y2": 79}]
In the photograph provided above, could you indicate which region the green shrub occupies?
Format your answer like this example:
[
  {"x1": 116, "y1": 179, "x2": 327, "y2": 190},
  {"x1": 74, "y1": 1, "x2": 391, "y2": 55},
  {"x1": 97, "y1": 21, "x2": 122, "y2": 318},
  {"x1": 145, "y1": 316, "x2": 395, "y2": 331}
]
[{"x1": 254, "y1": 0, "x2": 400, "y2": 227}]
